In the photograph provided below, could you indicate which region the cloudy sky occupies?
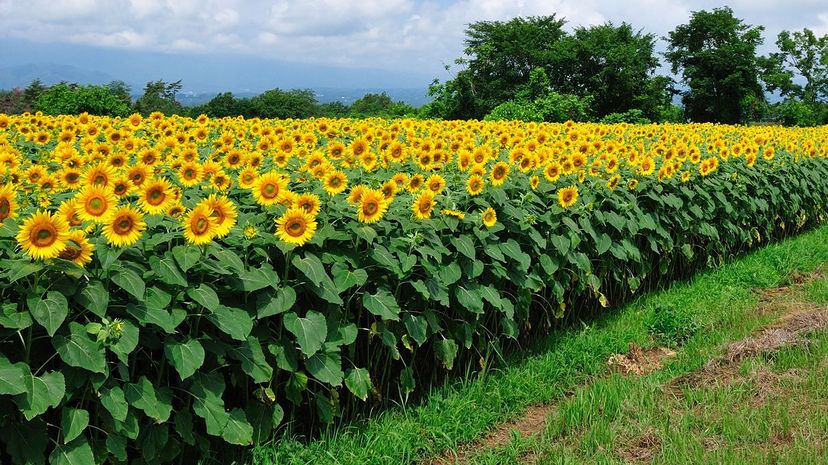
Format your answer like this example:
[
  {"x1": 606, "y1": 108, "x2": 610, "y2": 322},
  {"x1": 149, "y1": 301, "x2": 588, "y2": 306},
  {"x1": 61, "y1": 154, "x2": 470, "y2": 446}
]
[{"x1": 0, "y1": 0, "x2": 827, "y2": 92}]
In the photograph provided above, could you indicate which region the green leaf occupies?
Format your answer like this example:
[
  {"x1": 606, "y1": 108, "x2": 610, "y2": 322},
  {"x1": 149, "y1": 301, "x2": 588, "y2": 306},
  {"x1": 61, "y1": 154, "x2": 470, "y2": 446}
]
[
  {"x1": 29, "y1": 291, "x2": 68, "y2": 337},
  {"x1": 48, "y1": 437, "x2": 94, "y2": 465},
  {"x1": 106, "y1": 435, "x2": 128, "y2": 462},
  {"x1": 345, "y1": 368, "x2": 372, "y2": 401},
  {"x1": 438, "y1": 261, "x2": 462, "y2": 286},
  {"x1": 172, "y1": 245, "x2": 201, "y2": 272},
  {"x1": 187, "y1": 284, "x2": 219, "y2": 311},
  {"x1": 331, "y1": 263, "x2": 368, "y2": 291},
  {"x1": 75, "y1": 281, "x2": 109, "y2": 318},
  {"x1": 306, "y1": 351, "x2": 344, "y2": 386},
  {"x1": 111, "y1": 267, "x2": 145, "y2": 299},
  {"x1": 0, "y1": 302, "x2": 32, "y2": 329},
  {"x1": 257, "y1": 287, "x2": 296, "y2": 319},
  {"x1": 455, "y1": 285, "x2": 484, "y2": 313},
  {"x1": 326, "y1": 323, "x2": 358, "y2": 347},
  {"x1": 174, "y1": 410, "x2": 196, "y2": 445},
  {"x1": 283, "y1": 311, "x2": 327, "y2": 357},
  {"x1": 53, "y1": 322, "x2": 107, "y2": 374},
  {"x1": 1, "y1": 418, "x2": 47, "y2": 465},
  {"x1": 101, "y1": 386, "x2": 128, "y2": 422},
  {"x1": 165, "y1": 338, "x2": 205, "y2": 380},
  {"x1": 208, "y1": 305, "x2": 254, "y2": 341},
  {"x1": 362, "y1": 288, "x2": 401, "y2": 320},
  {"x1": 60, "y1": 408, "x2": 89, "y2": 444},
  {"x1": 125, "y1": 376, "x2": 173, "y2": 423},
  {"x1": 2, "y1": 259, "x2": 44, "y2": 283},
  {"x1": 15, "y1": 370, "x2": 65, "y2": 421},
  {"x1": 403, "y1": 314, "x2": 428, "y2": 345},
  {"x1": 150, "y1": 255, "x2": 188, "y2": 287},
  {"x1": 190, "y1": 373, "x2": 230, "y2": 437},
  {"x1": 410, "y1": 279, "x2": 430, "y2": 299},
  {"x1": 434, "y1": 339, "x2": 458, "y2": 370},
  {"x1": 453, "y1": 235, "x2": 476, "y2": 260},
  {"x1": 292, "y1": 253, "x2": 328, "y2": 287},
  {"x1": 211, "y1": 248, "x2": 245, "y2": 273},
  {"x1": 232, "y1": 337, "x2": 273, "y2": 384},
  {"x1": 110, "y1": 319, "x2": 139, "y2": 364},
  {"x1": 550, "y1": 234, "x2": 571, "y2": 256},
  {"x1": 228, "y1": 267, "x2": 279, "y2": 292},
  {"x1": 596, "y1": 233, "x2": 612, "y2": 255},
  {"x1": 223, "y1": 408, "x2": 254, "y2": 446},
  {"x1": 479, "y1": 285, "x2": 502, "y2": 310},
  {"x1": 0, "y1": 354, "x2": 29, "y2": 395},
  {"x1": 369, "y1": 245, "x2": 401, "y2": 275}
]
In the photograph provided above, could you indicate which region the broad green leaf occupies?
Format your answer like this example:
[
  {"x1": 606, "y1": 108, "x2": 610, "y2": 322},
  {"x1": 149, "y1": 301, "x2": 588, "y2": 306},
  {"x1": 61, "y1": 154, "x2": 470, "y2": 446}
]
[
  {"x1": 211, "y1": 248, "x2": 245, "y2": 273},
  {"x1": 106, "y1": 435, "x2": 128, "y2": 462},
  {"x1": 596, "y1": 233, "x2": 612, "y2": 255},
  {"x1": 172, "y1": 245, "x2": 201, "y2": 272},
  {"x1": 479, "y1": 285, "x2": 502, "y2": 310},
  {"x1": 345, "y1": 367, "x2": 372, "y2": 401},
  {"x1": 257, "y1": 287, "x2": 296, "y2": 319},
  {"x1": 0, "y1": 302, "x2": 32, "y2": 330},
  {"x1": 48, "y1": 437, "x2": 94, "y2": 465},
  {"x1": 326, "y1": 323, "x2": 358, "y2": 348},
  {"x1": 75, "y1": 281, "x2": 109, "y2": 318},
  {"x1": 228, "y1": 267, "x2": 279, "y2": 292},
  {"x1": 2, "y1": 259, "x2": 43, "y2": 283},
  {"x1": 292, "y1": 253, "x2": 328, "y2": 287},
  {"x1": 438, "y1": 261, "x2": 462, "y2": 286},
  {"x1": 150, "y1": 255, "x2": 188, "y2": 287},
  {"x1": 138, "y1": 424, "x2": 168, "y2": 461},
  {"x1": 434, "y1": 339, "x2": 458, "y2": 370},
  {"x1": 362, "y1": 288, "x2": 401, "y2": 320},
  {"x1": 403, "y1": 314, "x2": 428, "y2": 345},
  {"x1": 539, "y1": 254, "x2": 559, "y2": 277},
  {"x1": 190, "y1": 373, "x2": 230, "y2": 437},
  {"x1": 283, "y1": 311, "x2": 327, "y2": 357},
  {"x1": 550, "y1": 234, "x2": 571, "y2": 256},
  {"x1": 15, "y1": 370, "x2": 65, "y2": 421},
  {"x1": 453, "y1": 235, "x2": 476, "y2": 260},
  {"x1": 101, "y1": 386, "x2": 128, "y2": 422},
  {"x1": 174, "y1": 410, "x2": 196, "y2": 445},
  {"x1": 29, "y1": 291, "x2": 68, "y2": 337},
  {"x1": 1, "y1": 418, "x2": 47, "y2": 465},
  {"x1": 112, "y1": 267, "x2": 145, "y2": 299},
  {"x1": 125, "y1": 376, "x2": 172, "y2": 423},
  {"x1": 60, "y1": 408, "x2": 89, "y2": 444},
  {"x1": 165, "y1": 338, "x2": 205, "y2": 380},
  {"x1": 0, "y1": 354, "x2": 29, "y2": 395},
  {"x1": 53, "y1": 322, "x2": 107, "y2": 374},
  {"x1": 222, "y1": 408, "x2": 254, "y2": 446},
  {"x1": 331, "y1": 263, "x2": 368, "y2": 291},
  {"x1": 110, "y1": 319, "x2": 139, "y2": 364},
  {"x1": 455, "y1": 285, "x2": 484, "y2": 314},
  {"x1": 368, "y1": 245, "x2": 400, "y2": 275},
  {"x1": 188, "y1": 284, "x2": 219, "y2": 311},
  {"x1": 232, "y1": 337, "x2": 273, "y2": 384},
  {"x1": 306, "y1": 351, "x2": 344, "y2": 386},
  {"x1": 208, "y1": 305, "x2": 254, "y2": 341},
  {"x1": 410, "y1": 279, "x2": 430, "y2": 299}
]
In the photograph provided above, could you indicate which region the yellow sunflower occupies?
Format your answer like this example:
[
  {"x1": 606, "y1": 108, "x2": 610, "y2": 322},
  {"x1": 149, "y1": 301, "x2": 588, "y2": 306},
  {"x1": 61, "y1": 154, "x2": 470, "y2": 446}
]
[
  {"x1": 466, "y1": 175, "x2": 484, "y2": 196},
  {"x1": 198, "y1": 195, "x2": 237, "y2": 238},
  {"x1": 557, "y1": 185, "x2": 579, "y2": 209},
  {"x1": 138, "y1": 178, "x2": 175, "y2": 215},
  {"x1": 490, "y1": 161, "x2": 510, "y2": 187},
  {"x1": 251, "y1": 171, "x2": 289, "y2": 207},
  {"x1": 16, "y1": 210, "x2": 71, "y2": 260},
  {"x1": 275, "y1": 207, "x2": 318, "y2": 246},
  {"x1": 0, "y1": 184, "x2": 18, "y2": 222},
  {"x1": 182, "y1": 204, "x2": 217, "y2": 245},
  {"x1": 323, "y1": 171, "x2": 348, "y2": 196},
  {"x1": 58, "y1": 230, "x2": 94, "y2": 267},
  {"x1": 412, "y1": 190, "x2": 435, "y2": 220},
  {"x1": 76, "y1": 185, "x2": 117, "y2": 223},
  {"x1": 481, "y1": 207, "x2": 497, "y2": 228},
  {"x1": 357, "y1": 188, "x2": 388, "y2": 224},
  {"x1": 294, "y1": 193, "x2": 321, "y2": 216},
  {"x1": 102, "y1": 205, "x2": 146, "y2": 247}
]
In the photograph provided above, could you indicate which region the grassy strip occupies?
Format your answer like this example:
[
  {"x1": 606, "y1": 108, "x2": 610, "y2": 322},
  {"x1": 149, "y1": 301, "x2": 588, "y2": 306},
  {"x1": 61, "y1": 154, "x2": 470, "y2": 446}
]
[
  {"x1": 253, "y1": 224, "x2": 828, "y2": 465},
  {"x1": 468, "y1": 271, "x2": 828, "y2": 465}
]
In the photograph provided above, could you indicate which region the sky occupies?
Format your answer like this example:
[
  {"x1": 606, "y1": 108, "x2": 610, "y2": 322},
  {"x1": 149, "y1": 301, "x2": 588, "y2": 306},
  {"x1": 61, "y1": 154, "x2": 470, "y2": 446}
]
[{"x1": 0, "y1": 0, "x2": 827, "y2": 93}]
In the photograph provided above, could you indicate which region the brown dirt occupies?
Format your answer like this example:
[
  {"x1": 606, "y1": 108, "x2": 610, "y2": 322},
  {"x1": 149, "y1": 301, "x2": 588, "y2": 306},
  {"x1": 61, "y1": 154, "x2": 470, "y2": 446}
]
[
  {"x1": 616, "y1": 430, "x2": 662, "y2": 464},
  {"x1": 607, "y1": 343, "x2": 677, "y2": 376}
]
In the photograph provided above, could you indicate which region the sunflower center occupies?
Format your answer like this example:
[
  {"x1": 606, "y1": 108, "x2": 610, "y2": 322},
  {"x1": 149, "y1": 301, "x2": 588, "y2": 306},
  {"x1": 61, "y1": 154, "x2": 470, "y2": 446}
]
[
  {"x1": 114, "y1": 184, "x2": 127, "y2": 196},
  {"x1": 114, "y1": 216, "x2": 133, "y2": 234},
  {"x1": 418, "y1": 200, "x2": 431, "y2": 214},
  {"x1": 69, "y1": 212, "x2": 82, "y2": 226},
  {"x1": 147, "y1": 188, "x2": 165, "y2": 206},
  {"x1": 261, "y1": 182, "x2": 278, "y2": 199},
  {"x1": 193, "y1": 216, "x2": 210, "y2": 235},
  {"x1": 31, "y1": 224, "x2": 57, "y2": 247},
  {"x1": 59, "y1": 241, "x2": 82, "y2": 260},
  {"x1": 94, "y1": 175, "x2": 106, "y2": 184},
  {"x1": 286, "y1": 219, "x2": 306, "y2": 237},
  {"x1": 0, "y1": 199, "x2": 10, "y2": 220},
  {"x1": 87, "y1": 197, "x2": 106, "y2": 215},
  {"x1": 363, "y1": 201, "x2": 378, "y2": 215}
]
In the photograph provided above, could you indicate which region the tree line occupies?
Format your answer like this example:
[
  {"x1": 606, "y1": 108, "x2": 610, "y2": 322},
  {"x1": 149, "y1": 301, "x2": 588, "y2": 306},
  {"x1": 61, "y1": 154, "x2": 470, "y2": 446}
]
[{"x1": 1, "y1": 6, "x2": 826, "y2": 126}]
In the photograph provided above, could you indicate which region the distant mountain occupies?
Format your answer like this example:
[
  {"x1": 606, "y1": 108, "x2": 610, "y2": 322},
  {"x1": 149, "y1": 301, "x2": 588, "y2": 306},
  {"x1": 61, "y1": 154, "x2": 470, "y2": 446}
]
[
  {"x1": 0, "y1": 63, "x2": 117, "y2": 89},
  {"x1": 172, "y1": 88, "x2": 431, "y2": 108}
]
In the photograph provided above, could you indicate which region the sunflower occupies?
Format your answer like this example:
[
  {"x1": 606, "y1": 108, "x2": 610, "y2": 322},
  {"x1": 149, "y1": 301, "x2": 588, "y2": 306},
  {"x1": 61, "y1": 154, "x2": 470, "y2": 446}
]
[
  {"x1": 58, "y1": 230, "x2": 94, "y2": 267},
  {"x1": 426, "y1": 174, "x2": 446, "y2": 194},
  {"x1": 294, "y1": 193, "x2": 321, "y2": 216},
  {"x1": 243, "y1": 225, "x2": 259, "y2": 239},
  {"x1": 408, "y1": 174, "x2": 424, "y2": 192},
  {"x1": 481, "y1": 207, "x2": 497, "y2": 228},
  {"x1": 178, "y1": 162, "x2": 204, "y2": 187},
  {"x1": 57, "y1": 199, "x2": 84, "y2": 228},
  {"x1": 607, "y1": 174, "x2": 621, "y2": 190},
  {"x1": 323, "y1": 171, "x2": 348, "y2": 195},
  {"x1": 412, "y1": 190, "x2": 435, "y2": 220},
  {"x1": 198, "y1": 195, "x2": 237, "y2": 238},
  {"x1": 0, "y1": 184, "x2": 18, "y2": 222},
  {"x1": 557, "y1": 185, "x2": 579, "y2": 209},
  {"x1": 357, "y1": 188, "x2": 388, "y2": 223},
  {"x1": 103, "y1": 205, "x2": 146, "y2": 247},
  {"x1": 543, "y1": 162, "x2": 562, "y2": 182},
  {"x1": 111, "y1": 175, "x2": 134, "y2": 198},
  {"x1": 490, "y1": 161, "x2": 510, "y2": 186},
  {"x1": 182, "y1": 204, "x2": 217, "y2": 245},
  {"x1": 82, "y1": 163, "x2": 115, "y2": 187},
  {"x1": 76, "y1": 185, "x2": 117, "y2": 223},
  {"x1": 347, "y1": 185, "x2": 367, "y2": 204},
  {"x1": 442, "y1": 209, "x2": 466, "y2": 220},
  {"x1": 530, "y1": 175, "x2": 540, "y2": 190},
  {"x1": 275, "y1": 207, "x2": 317, "y2": 246},
  {"x1": 238, "y1": 167, "x2": 258, "y2": 189},
  {"x1": 252, "y1": 171, "x2": 289, "y2": 206},
  {"x1": 466, "y1": 175, "x2": 484, "y2": 196},
  {"x1": 126, "y1": 164, "x2": 150, "y2": 188},
  {"x1": 138, "y1": 178, "x2": 174, "y2": 215},
  {"x1": 16, "y1": 210, "x2": 71, "y2": 260}
]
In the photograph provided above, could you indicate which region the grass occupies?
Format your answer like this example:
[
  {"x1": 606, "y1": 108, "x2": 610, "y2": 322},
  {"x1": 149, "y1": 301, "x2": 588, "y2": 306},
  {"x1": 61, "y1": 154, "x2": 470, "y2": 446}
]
[{"x1": 253, "y1": 224, "x2": 828, "y2": 465}]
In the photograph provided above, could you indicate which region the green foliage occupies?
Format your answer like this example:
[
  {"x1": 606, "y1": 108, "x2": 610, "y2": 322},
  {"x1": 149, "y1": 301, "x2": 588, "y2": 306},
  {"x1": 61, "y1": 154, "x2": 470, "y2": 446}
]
[
  {"x1": 767, "y1": 99, "x2": 824, "y2": 126},
  {"x1": 645, "y1": 304, "x2": 698, "y2": 346},
  {"x1": 349, "y1": 92, "x2": 416, "y2": 118},
  {"x1": 134, "y1": 80, "x2": 183, "y2": 116},
  {"x1": 534, "y1": 92, "x2": 593, "y2": 122},
  {"x1": 600, "y1": 109, "x2": 650, "y2": 125},
  {"x1": 35, "y1": 83, "x2": 131, "y2": 117},
  {"x1": 764, "y1": 28, "x2": 828, "y2": 105},
  {"x1": 249, "y1": 88, "x2": 320, "y2": 119},
  {"x1": 665, "y1": 7, "x2": 767, "y2": 124},
  {"x1": 484, "y1": 100, "x2": 544, "y2": 122}
]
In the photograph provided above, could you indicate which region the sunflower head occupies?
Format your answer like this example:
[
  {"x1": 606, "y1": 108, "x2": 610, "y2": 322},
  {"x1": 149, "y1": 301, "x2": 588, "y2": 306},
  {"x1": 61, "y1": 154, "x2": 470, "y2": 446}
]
[
  {"x1": 16, "y1": 210, "x2": 71, "y2": 260},
  {"x1": 466, "y1": 175, "x2": 484, "y2": 196},
  {"x1": 557, "y1": 185, "x2": 579, "y2": 209},
  {"x1": 412, "y1": 190, "x2": 435, "y2": 220},
  {"x1": 481, "y1": 207, "x2": 497, "y2": 228},
  {"x1": 182, "y1": 204, "x2": 217, "y2": 245},
  {"x1": 58, "y1": 230, "x2": 95, "y2": 267},
  {"x1": 0, "y1": 184, "x2": 18, "y2": 222},
  {"x1": 198, "y1": 195, "x2": 238, "y2": 238},
  {"x1": 103, "y1": 205, "x2": 147, "y2": 247},
  {"x1": 357, "y1": 188, "x2": 388, "y2": 224},
  {"x1": 275, "y1": 207, "x2": 318, "y2": 247}
]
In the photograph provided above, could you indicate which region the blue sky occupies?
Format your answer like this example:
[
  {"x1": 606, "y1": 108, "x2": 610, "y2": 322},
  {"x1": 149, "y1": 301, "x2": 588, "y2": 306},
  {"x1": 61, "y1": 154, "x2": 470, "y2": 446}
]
[{"x1": 0, "y1": 0, "x2": 826, "y2": 92}]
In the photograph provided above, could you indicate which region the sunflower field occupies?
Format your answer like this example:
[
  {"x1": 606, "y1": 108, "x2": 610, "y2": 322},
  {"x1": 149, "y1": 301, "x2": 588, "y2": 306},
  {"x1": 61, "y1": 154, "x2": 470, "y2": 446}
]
[{"x1": 0, "y1": 111, "x2": 827, "y2": 464}]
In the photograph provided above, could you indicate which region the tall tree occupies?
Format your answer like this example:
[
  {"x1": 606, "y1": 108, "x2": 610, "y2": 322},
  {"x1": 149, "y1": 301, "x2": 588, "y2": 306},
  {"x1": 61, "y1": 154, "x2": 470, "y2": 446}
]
[
  {"x1": 134, "y1": 80, "x2": 183, "y2": 115},
  {"x1": 665, "y1": 7, "x2": 766, "y2": 123},
  {"x1": 764, "y1": 28, "x2": 828, "y2": 104}
]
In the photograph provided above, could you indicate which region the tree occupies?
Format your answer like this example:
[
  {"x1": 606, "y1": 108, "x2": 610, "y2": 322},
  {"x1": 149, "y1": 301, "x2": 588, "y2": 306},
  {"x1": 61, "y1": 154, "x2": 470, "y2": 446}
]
[
  {"x1": 0, "y1": 89, "x2": 26, "y2": 114},
  {"x1": 134, "y1": 80, "x2": 184, "y2": 115},
  {"x1": 248, "y1": 88, "x2": 319, "y2": 119},
  {"x1": 106, "y1": 81, "x2": 133, "y2": 107},
  {"x1": 22, "y1": 79, "x2": 46, "y2": 112},
  {"x1": 35, "y1": 83, "x2": 131, "y2": 117},
  {"x1": 764, "y1": 29, "x2": 828, "y2": 104},
  {"x1": 665, "y1": 7, "x2": 766, "y2": 123}
]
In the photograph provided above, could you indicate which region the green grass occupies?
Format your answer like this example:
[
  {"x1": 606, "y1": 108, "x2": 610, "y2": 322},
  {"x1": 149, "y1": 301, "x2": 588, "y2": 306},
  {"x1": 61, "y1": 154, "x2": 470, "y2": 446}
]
[{"x1": 253, "y1": 224, "x2": 828, "y2": 465}]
